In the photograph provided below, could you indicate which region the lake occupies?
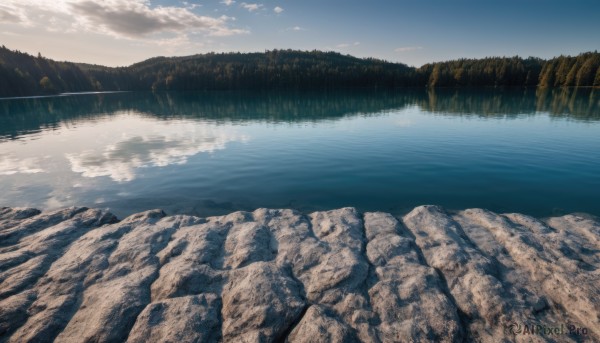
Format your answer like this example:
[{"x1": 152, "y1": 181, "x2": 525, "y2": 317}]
[{"x1": 1, "y1": 89, "x2": 599, "y2": 218}]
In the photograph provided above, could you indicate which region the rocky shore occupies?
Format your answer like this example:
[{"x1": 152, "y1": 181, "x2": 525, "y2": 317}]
[{"x1": 0, "y1": 206, "x2": 598, "y2": 342}]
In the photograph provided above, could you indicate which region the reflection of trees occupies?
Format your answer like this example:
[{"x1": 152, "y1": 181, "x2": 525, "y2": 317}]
[
  {"x1": 419, "y1": 88, "x2": 599, "y2": 120},
  {"x1": 1, "y1": 89, "x2": 598, "y2": 140},
  {"x1": 131, "y1": 90, "x2": 424, "y2": 122},
  {"x1": 421, "y1": 89, "x2": 540, "y2": 117},
  {"x1": 536, "y1": 88, "x2": 600, "y2": 121},
  {"x1": 0, "y1": 90, "x2": 424, "y2": 140}
]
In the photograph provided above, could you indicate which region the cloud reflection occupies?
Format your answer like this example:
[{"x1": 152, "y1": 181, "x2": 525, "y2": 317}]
[
  {"x1": 0, "y1": 154, "x2": 45, "y2": 175},
  {"x1": 66, "y1": 123, "x2": 246, "y2": 182}
]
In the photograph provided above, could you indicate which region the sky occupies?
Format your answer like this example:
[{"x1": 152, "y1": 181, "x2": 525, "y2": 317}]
[{"x1": 0, "y1": 0, "x2": 598, "y2": 67}]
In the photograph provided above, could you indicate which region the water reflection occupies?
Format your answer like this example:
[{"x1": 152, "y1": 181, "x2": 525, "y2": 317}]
[
  {"x1": 0, "y1": 89, "x2": 599, "y2": 218},
  {"x1": 419, "y1": 88, "x2": 600, "y2": 119},
  {"x1": 0, "y1": 112, "x2": 248, "y2": 212},
  {"x1": 1, "y1": 88, "x2": 598, "y2": 141},
  {"x1": 65, "y1": 119, "x2": 247, "y2": 182},
  {"x1": 0, "y1": 154, "x2": 46, "y2": 175}
]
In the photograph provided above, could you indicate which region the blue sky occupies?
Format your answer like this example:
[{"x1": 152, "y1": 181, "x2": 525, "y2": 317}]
[{"x1": 0, "y1": 0, "x2": 598, "y2": 66}]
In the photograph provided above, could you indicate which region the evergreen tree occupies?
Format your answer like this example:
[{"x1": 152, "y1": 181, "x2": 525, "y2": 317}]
[{"x1": 0, "y1": 46, "x2": 598, "y2": 97}]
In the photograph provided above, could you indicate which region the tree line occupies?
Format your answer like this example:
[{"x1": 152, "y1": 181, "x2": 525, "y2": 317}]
[{"x1": 0, "y1": 45, "x2": 598, "y2": 97}]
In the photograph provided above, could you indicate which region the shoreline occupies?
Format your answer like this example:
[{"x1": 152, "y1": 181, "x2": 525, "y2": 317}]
[{"x1": 1, "y1": 205, "x2": 598, "y2": 342}]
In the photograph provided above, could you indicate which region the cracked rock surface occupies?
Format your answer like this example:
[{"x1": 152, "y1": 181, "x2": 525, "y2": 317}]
[{"x1": 0, "y1": 206, "x2": 598, "y2": 342}]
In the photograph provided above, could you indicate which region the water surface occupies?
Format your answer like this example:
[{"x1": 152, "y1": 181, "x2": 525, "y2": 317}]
[{"x1": 1, "y1": 89, "x2": 599, "y2": 218}]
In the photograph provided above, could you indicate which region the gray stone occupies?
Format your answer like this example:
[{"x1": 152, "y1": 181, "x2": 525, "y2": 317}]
[
  {"x1": 221, "y1": 261, "x2": 305, "y2": 342},
  {"x1": 0, "y1": 206, "x2": 598, "y2": 342},
  {"x1": 127, "y1": 294, "x2": 221, "y2": 343},
  {"x1": 287, "y1": 305, "x2": 357, "y2": 343}
]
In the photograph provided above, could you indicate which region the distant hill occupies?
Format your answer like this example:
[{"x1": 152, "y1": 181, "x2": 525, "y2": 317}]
[
  {"x1": 0, "y1": 47, "x2": 97, "y2": 96},
  {"x1": 0, "y1": 45, "x2": 598, "y2": 97},
  {"x1": 421, "y1": 52, "x2": 600, "y2": 88}
]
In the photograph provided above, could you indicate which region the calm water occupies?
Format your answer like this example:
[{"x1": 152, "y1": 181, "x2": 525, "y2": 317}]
[{"x1": 1, "y1": 89, "x2": 599, "y2": 218}]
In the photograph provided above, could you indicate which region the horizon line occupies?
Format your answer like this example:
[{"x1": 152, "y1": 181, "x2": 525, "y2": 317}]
[{"x1": 2, "y1": 45, "x2": 598, "y2": 70}]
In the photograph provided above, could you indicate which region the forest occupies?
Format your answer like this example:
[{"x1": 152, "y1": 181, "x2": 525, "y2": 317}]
[{"x1": 0, "y1": 45, "x2": 598, "y2": 97}]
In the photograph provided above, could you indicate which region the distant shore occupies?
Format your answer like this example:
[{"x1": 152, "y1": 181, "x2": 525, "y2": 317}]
[
  {"x1": 2, "y1": 45, "x2": 599, "y2": 97},
  {"x1": 0, "y1": 90, "x2": 129, "y2": 101}
]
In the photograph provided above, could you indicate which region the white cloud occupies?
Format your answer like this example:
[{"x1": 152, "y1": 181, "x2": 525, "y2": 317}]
[
  {"x1": 395, "y1": 46, "x2": 423, "y2": 53},
  {"x1": 70, "y1": 1, "x2": 239, "y2": 38},
  {"x1": 336, "y1": 41, "x2": 360, "y2": 48},
  {"x1": 0, "y1": 0, "x2": 248, "y2": 40},
  {"x1": 0, "y1": 4, "x2": 26, "y2": 23},
  {"x1": 208, "y1": 27, "x2": 248, "y2": 37},
  {"x1": 286, "y1": 26, "x2": 305, "y2": 31},
  {"x1": 221, "y1": 0, "x2": 236, "y2": 5},
  {"x1": 182, "y1": 1, "x2": 202, "y2": 10},
  {"x1": 273, "y1": 6, "x2": 284, "y2": 14},
  {"x1": 240, "y1": 3, "x2": 263, "y2": 12}
]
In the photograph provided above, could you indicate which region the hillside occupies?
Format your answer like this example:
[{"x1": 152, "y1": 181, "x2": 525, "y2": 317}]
[
  {"x1": 0, "y1": 45, "x2": 599, "y2": 97},
  {"x1": 0, "y1": 46, "x2": 97, "y2": 96}
]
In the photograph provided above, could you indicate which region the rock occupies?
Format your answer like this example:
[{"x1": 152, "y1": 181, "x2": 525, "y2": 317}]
[
  {"x1": 151, "y1": 220, "x2": 229, "y2": 301},
  {"x1": 223, "y1": 222, "x2": 275, "y2": 269},
  {"x1": 457, "y1": 208, "x2": 600, "y2": 339},
  {"x1": 287, "y1": 305, "x2": 357, "y2": 343},
  {"x1": 5, "y1": 210, "x2": 162, "y2": 343},
  {"x1": 365, "y1": 212, "x2": 463, "y2": 342},
  {"x1": 0, "y1": 291, "x2": 36, "y2": 338},
  {"x1": 0, "y1": 207, "x2": 99, "y2": 248},
  {"x1": 0, "y1": 206, "x2": 598, "y2": 342},
  {"x1": 221, "y1": 261, "x2": 305, "y2": 342},
  {"x1": 55, "y1": 211, "x2": 181, "y2": 343},
  {"x1": 0, "y1": 207, "x2": 40, "y2": 228},
  {"x1": 127, "y1": 294, "x2": 221, "y2": 343},
  {"x1": 403, "y1": 206, "x2": 511, "y2": 342}
]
